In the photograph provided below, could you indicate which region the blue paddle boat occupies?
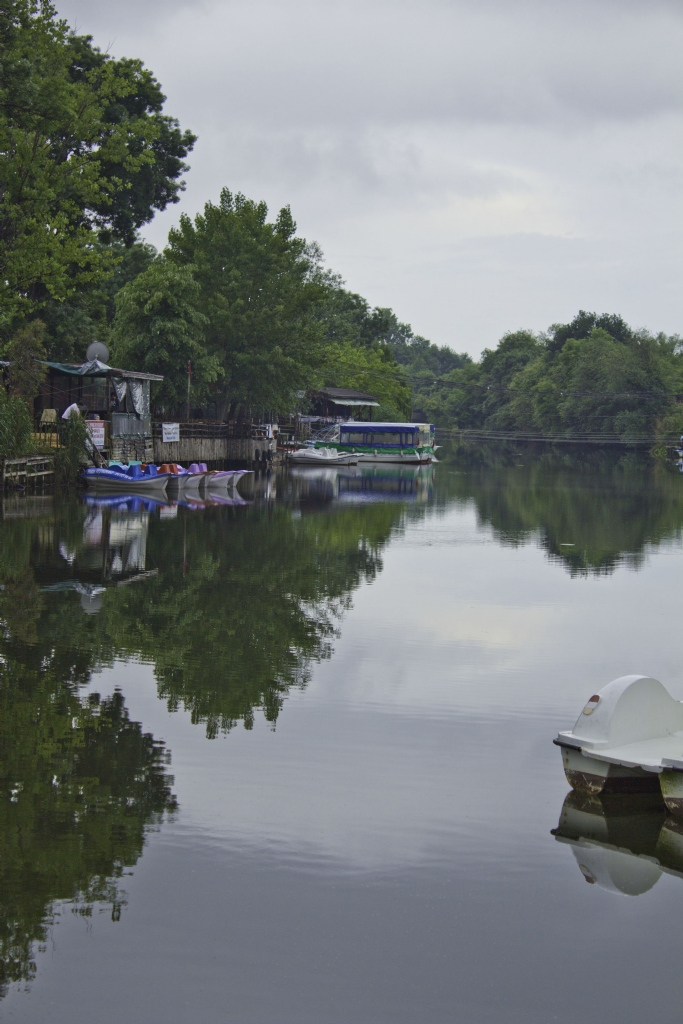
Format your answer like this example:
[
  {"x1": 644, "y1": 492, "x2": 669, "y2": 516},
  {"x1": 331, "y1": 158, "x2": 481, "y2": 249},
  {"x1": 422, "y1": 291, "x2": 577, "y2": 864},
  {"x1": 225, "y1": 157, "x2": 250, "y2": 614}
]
[{"x1": 82, "y1": 463, "x2": 173, "y2": 494}]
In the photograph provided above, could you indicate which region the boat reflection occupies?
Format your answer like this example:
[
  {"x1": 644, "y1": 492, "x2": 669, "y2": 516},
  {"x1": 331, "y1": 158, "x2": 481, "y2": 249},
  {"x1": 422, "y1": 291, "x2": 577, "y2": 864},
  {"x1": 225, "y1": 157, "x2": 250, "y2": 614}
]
[
  {"x1": 285, "y1": 464, "x2": 434, "y2": 504},
  {"x1": 552, "y1": 790, "x2": 683, "y2": 895}
]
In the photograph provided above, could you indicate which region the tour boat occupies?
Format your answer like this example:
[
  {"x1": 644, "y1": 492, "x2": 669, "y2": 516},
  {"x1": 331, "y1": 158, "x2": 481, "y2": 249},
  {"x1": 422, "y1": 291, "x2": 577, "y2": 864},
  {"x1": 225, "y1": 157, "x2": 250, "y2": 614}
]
[
  {"x1": 310, "y1": 423, "x2": 436, "y2": 464},
  {"x1": 555, "y1": 674, "x2": 683, "y2": 813},
  {"x1": 82, "y1": 464, "x2": 172, "y2": 494},
  {"x1": 288, "y1": 446, "x2": 358, "y2": 465}
]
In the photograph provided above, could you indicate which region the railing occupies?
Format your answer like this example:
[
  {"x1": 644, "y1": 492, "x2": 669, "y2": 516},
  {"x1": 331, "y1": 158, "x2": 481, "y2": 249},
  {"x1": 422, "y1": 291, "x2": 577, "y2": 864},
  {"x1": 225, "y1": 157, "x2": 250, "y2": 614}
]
[{"x1": 32, "y1": 428, "x2": 64, "y2": 450}]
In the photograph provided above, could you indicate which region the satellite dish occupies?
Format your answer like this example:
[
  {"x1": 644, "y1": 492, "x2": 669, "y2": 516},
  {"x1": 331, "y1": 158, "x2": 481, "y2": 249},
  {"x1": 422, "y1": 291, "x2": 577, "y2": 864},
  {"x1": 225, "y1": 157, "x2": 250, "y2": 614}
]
[{"x1": 86, "y1": 341, "x2": 109, "y2": 363}]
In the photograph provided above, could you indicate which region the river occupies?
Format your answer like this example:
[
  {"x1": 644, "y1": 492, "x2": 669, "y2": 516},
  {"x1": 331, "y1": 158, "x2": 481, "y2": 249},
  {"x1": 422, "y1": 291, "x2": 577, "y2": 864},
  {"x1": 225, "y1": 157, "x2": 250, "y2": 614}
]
[{"x1": 2, "y1": 454, "x2": 683, "y2": 1023}]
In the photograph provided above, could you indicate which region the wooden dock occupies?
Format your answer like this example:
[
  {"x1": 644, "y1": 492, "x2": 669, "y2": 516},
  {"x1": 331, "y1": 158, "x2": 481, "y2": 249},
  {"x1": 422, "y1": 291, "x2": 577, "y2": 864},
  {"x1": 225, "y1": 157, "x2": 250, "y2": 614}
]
[{"x1": 2, "y1": 455, "x2": 55, "y2": 491}]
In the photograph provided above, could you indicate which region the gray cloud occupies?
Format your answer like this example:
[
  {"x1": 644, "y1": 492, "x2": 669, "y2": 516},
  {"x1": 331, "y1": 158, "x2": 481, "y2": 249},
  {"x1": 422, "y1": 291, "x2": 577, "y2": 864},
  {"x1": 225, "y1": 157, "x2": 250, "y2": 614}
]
[{"x1": 55, "y1": 0, "x2": 683, "y2": 352}]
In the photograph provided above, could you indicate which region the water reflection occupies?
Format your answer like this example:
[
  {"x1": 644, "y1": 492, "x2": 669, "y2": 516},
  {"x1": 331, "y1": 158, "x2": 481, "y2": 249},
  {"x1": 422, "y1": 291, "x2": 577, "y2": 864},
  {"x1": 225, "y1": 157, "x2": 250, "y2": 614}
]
[
  {"x1": 0, "y1": 668, "x2": 175, "y2": 995},
  {"x1": 552, "y1": 790, "x2": 683, "y2": 895},
  {"x1": 438, "y1": 456, "x2": 683, "y2": 575},
  {"x1": 0, "y1": 491, "x2": 407, "y2": 738},
  {"x1": 265, "y1": 463, "x2": 434, "y2": 507}
]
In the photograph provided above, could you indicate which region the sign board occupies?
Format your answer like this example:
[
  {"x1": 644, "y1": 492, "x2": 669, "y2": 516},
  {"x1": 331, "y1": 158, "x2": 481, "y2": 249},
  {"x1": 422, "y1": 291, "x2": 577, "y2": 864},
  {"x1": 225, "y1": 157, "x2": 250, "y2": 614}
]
[
  {"x1": 86, "y1": 420, "x2": 106, "y2": 450},
  {"x1": 162, "y1": 422, "x2": 180, "y2": 443}
]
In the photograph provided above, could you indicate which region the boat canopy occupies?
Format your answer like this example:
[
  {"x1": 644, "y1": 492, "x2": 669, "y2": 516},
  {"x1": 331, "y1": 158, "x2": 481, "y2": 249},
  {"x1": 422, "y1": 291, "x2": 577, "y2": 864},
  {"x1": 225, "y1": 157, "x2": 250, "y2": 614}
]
[{"x1": 340, "y1": 423, "x2": 433, "y2": 432}]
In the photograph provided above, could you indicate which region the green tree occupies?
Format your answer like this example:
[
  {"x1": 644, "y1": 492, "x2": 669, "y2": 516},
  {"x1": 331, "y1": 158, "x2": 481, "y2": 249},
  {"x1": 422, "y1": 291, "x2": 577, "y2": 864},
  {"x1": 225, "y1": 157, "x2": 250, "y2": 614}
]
[
  {"x1": 166, "y1": 189, "x2": 326, "y2": 415},
  {"x1": 5, "y1": 320, "x2": 47, "y2": 413},
  {"x1": 416, "y1": 313, "x2": 683, "y2": 442},
  {"x1": 0, "y1": 1, "x2": 195, "y2": 326},
  {"x1": 111, "y1": 258, "x2": 218, "y2": 411},
  {"x1": 40, "y1": 240, "x2": 157, "y2": 363},
  {"x1": 320, "y1": 341, "x2": 411, "y2": 420}
]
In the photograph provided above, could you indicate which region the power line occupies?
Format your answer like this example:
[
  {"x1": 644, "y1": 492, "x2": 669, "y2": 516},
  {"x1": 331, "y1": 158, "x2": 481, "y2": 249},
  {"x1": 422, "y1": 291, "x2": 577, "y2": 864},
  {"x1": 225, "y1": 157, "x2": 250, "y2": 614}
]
[{"x1": 434, "y1": 427, "x2": 680, "y2": 446}]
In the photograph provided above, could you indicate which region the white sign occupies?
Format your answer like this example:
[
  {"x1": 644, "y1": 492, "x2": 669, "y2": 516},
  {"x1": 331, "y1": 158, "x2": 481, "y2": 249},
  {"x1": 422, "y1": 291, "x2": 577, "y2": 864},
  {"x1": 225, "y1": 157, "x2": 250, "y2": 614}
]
[
  {"x1": 86, "y1": 421, "x2": 106, "y2": 450},
  {"x1": 162, "y1": 422, "x2": 180, "y2": 442}
]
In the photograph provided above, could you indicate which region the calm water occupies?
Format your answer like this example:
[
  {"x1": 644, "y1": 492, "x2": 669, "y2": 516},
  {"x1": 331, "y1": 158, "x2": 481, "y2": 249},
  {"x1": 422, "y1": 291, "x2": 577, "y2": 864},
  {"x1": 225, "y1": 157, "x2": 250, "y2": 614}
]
[{"x1": 2, "y1": 456, "x2": 683, "y2": 1023}]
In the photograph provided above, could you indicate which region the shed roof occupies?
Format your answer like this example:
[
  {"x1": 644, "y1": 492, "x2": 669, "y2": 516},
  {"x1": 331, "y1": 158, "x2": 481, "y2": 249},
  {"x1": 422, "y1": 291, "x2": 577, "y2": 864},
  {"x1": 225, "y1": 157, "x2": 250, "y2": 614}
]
[{"x1": 316, "y1": 386, "x2": 379, "y2": 406}]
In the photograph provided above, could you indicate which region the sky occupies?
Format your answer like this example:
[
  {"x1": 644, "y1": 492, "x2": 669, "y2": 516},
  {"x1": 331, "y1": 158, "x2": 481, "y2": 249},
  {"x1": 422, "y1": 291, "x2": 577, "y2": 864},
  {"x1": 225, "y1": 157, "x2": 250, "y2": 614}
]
[{"x1": 56, "y1": 0, "x2": 683, "y2": 358}]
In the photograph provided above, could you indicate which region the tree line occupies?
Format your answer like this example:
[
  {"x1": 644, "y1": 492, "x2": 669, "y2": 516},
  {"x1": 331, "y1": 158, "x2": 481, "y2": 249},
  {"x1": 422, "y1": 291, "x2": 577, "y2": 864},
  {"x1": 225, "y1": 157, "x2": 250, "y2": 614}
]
[
  {"x1": 2, "y1": 2, "x2": 680, "y2": 440},
  {"x1": 398, "y1": 313, "x2": 683, "y2": 442},
  {"x1": 0, "y1": 1, "x2": 415, "y2": 422}
]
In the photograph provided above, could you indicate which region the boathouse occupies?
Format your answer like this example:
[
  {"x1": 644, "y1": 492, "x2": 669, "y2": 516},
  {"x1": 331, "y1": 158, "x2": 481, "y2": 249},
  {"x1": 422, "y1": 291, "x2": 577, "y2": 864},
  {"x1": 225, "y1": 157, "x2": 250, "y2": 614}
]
[{"x1": 35, "y1": 359, "x2": 163, "y2": 463}]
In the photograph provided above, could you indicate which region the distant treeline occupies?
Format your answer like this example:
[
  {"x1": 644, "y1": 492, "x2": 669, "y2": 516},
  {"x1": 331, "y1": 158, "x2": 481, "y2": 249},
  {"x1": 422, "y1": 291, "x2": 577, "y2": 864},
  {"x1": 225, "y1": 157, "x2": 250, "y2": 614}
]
[{"x1": 388, "y1": 311, "x2": 683, "y2": 442}]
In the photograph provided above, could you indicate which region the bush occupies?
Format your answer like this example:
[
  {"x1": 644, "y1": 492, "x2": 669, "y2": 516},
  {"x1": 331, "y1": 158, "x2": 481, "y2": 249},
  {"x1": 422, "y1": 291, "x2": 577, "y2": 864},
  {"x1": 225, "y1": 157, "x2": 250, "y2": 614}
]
[
  {"x1": 0, "y1": 392, "x2": 33, "y2": 460},
  {"x1": 54, "y1": 417, "x2": 89, "y2": 488}
]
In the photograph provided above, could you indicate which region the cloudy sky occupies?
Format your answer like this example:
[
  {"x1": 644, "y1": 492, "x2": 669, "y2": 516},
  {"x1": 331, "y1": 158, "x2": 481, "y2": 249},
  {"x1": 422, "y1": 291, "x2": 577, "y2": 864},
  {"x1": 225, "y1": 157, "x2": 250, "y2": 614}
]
[{"x1": 56, "y1": 0, "x2": 683, "y2": 357}]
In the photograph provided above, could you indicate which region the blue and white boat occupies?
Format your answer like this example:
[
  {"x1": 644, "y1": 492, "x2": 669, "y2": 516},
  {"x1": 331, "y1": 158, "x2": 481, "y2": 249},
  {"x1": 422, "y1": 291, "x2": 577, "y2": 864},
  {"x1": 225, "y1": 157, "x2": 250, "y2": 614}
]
[
  {"x1": 311, "y1": 423, "x2": 436, "y2": 464},
  {"x1": 82, "y1": 463, "x2": 172, "y2": 494}
]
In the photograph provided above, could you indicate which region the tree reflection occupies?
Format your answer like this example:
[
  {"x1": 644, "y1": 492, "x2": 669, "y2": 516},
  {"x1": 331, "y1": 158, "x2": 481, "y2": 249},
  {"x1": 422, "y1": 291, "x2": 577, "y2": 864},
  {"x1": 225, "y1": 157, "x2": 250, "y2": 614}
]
[
  {"x1": 0, "y1": 507, "x2": 176, "y2": 995},
  {"x1": 0, "y1": 647, "x2": 176, "y2": 994},
  {"x1": 102, "y1": 502, "x2": 403, "y2": 735},
  {"x1": 436, "y1": 454, "x2": 683, "y2": 575}
]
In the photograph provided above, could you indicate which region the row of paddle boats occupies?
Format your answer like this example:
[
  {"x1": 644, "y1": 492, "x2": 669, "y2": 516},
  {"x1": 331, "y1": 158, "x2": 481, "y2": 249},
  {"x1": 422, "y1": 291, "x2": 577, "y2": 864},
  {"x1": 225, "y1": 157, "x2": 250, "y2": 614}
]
[{"x1": 82, "y1": 461, "x2": 253, "y2": 495}]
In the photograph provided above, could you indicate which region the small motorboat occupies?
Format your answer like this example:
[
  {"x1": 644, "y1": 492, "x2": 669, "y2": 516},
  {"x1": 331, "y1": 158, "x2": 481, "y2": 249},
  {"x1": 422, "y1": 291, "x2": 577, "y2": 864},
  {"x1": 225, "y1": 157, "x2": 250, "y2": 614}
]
[
  {"x1": 555, "y1": 675, "x2": 683, "y2": 813},
  {"x1": 288, "y1": 446, "x2": 357, "y2": 465},
  {"x1": 82, "y1": 464, "x2": 172, "y2": 493}
]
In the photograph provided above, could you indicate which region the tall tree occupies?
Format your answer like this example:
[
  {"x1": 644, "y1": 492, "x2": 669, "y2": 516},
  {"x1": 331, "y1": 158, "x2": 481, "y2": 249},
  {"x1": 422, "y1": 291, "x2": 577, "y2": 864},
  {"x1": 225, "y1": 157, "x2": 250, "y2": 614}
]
[
  {"x1": 0, "y1": 1, "x2": 195, "y2": 328},
  {"x1": 166, "y1": 189, "x2": 326, "y2": 414},
  {"x1": 112, "y1": 258, "x2": 217, "y2": 412}
]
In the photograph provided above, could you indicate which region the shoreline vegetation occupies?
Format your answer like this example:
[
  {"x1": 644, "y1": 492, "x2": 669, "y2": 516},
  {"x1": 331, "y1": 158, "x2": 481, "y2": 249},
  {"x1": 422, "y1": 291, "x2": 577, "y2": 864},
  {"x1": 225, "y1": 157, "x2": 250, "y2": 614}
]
[{"x1": 1, "y1": 2, "x2": 682, "y2": 473}]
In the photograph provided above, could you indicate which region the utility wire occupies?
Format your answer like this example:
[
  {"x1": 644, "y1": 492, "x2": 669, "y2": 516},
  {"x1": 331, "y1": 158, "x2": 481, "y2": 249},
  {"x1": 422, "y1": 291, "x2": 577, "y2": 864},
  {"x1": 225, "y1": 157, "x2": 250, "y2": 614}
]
[{"x1": 336, "y1": 365, "x2": 680, "y2": 400}]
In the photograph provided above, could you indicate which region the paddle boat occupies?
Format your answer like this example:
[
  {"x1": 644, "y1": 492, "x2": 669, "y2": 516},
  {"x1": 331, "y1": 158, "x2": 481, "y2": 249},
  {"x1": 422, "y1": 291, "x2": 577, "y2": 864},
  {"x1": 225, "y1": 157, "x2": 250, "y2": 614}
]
[
  {"x1": 555, "y1": 675, "x2": 683, "y2": 813},
  {"x1": 160, "y1": 462, "x2": 208, "y2": 494},
  {"x1": 205, "y1": 468, "x2": 254, "y2": 489},
  {"x1": 288, "y1": 446, "x2": 358, "y2": 465},
  {"x1": 82, "y1": 463, "x2": 172, "y2": 494}
]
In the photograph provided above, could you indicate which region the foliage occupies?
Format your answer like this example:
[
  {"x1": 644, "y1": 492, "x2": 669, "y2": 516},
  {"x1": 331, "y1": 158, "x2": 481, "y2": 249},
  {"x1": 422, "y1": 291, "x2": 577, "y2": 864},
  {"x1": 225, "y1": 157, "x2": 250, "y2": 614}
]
[
  {"x1": 39, "y1": 240, "x2": 157, "y2": 363},
  {"x1": 0, "y1": 0, "x2": 194, "y2": 328},
  {"x1": 0, "y1": 391, "x2": 33, "y2": 459},
  {"x1": 165, "y1": 189, "x2": 326, "y2": 414},
  {"x1": 111, "y1": 258, "x2": 217, "y2": 410},
  {"x1": 54, "y1": 414, "x2": 88, "y2": 487},
  {"x1": 419, "y1": 312, "x2": 683, "y2": 440},
  {"x1": 5, "y1": 320, "x2": 46, "y2": 406},
  {"x1": 319, "y1": 341, "x2": 411, "y2": 420}
]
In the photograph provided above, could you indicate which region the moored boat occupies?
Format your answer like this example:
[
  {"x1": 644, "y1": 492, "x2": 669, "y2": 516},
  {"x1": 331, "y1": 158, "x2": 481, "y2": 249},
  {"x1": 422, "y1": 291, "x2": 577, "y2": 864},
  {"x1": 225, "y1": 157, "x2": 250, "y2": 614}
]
[
  {"x1": 288, "y1": 446, "x2": 357, "y2": 465},
  {"x1": 82, "y1": 464, "x2": 171, "y2": 493},
  {"x1": 205, "y1": 469, "x2": 254, "y2": 488},
  {"x1": 555, "y1": 675, "x2": 683, "y2": 813}
]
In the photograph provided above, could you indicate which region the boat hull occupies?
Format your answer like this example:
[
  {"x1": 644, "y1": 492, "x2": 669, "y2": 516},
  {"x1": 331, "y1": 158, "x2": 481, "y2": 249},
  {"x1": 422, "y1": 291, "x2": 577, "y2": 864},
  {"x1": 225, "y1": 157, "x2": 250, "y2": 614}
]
[
  {"x1": 357, "y1": 452, "x2": 432, "y2": 464},
  {"x1": 205, "y1": 470, "x2": 253, "y2": 485},
  {"x1": 289, "y1": 451, "x2": 358, "y2": 465},
  {"x1": 312, "y1": 443, "x2": 432, "y2": 464},
  {"x1": 82, "y1": 469, "x2": 170, "y2": 494}
]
